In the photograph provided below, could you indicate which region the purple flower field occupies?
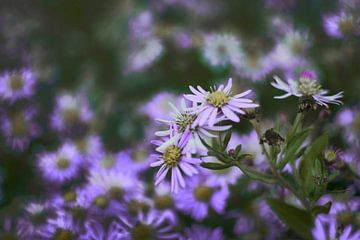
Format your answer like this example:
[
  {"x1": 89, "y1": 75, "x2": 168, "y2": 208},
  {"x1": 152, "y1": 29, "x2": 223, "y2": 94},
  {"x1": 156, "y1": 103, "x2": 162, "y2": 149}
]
[{"x1": 0, "y1": 1, "x2": 359, "y2": 239}]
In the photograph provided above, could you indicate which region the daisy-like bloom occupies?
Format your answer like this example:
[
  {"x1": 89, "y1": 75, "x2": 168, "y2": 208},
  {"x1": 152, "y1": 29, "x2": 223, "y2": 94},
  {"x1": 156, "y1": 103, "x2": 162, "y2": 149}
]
[
  {"x1": 38, "y1": 142, "x2": 82, "y2": 183},
  {"x1": 0, "y1": 68, "x2": 36, "y2": 102},
  {"x1": 50, "y1": 93, "x2": 93, "y2": 132},
  {"x1": 236, "y1": 52, "x2": 273, "y2": 82},
  {"x1": 202, "y1": 33, "x2": 243, "y2": 67},
  {"x1": 0, "y1": 106, "x2": 40, "y2": 151},
  {"x1": 73, "y1": 135, "x2": 104, "y2": 165},
  {"x1": 117, "y1": 210, "x2": 179, "y2": 240},
  {"x1": 271, "y1": 70, "x2": 343, "y2": 108},
  {"x1": 184, "y1": 78, "x2": 258, "y2": 126},
  {"x1": 312, "y1": 214, "x2": 360, "y2": 240},
  {"x1": 80, "y1": 220, "x2": 123, "y2": 240},
  {"x1": 155, "y1": 99, "x2": 231, "y2": 154},
  {"x1": 151, "y1": 136, "x2": 201, "y2": 193},
  {"x1": 126, "y1": 37, "x2": 163, "y2": 73},
  {"x1": 174, "y1": 175, "x2": 229, "y2": 220},
  {"x1": 184, "y1": 224, "x2": 223, "y2": 240},
  {"x1": 36, "y1": 211, "x2": 79, "y2": 240},
  {"x1": 323, "y1": 12, "x2": 359, "y2": 38},
  {"x1": 88, "y1": 167, "x2": 143, "y2": 203}
]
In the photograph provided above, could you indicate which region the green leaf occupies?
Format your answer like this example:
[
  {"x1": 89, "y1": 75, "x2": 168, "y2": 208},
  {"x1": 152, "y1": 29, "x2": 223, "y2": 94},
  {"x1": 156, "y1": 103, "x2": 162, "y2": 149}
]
[
  {"x1": 267, "y1": 198, "x2": 314, "y2": 239},
  {"x1": 234, "y1": 144, "x2": 242, "y2": 157},
  {"x1": 311, "y1": 201, "x2": 332, "y2": 216},
  {"x1": 277, "y1": 128, "x2": 311, "y2": 170},
  {"x1": 234, "y1": 162, "x2": 277, "y2": 184},
  {"x1": 200, "y1": 162, "x2": 232, "y2": 170},
  {"x1": 222, "y1": 130, "x2": 232, "y2": 151},
  {"x1": 299, "y1": 135, "x2": 328, "y2": 198}
]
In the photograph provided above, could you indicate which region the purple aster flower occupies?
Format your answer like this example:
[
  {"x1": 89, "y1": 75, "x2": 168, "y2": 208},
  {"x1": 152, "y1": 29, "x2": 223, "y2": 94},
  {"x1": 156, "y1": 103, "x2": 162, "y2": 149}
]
[
  {"x1": 271, "y1": 70, "x2": 343, "y2": 108},
  {"x1": 174, "y1": 174, "x2": 229, "y2": 220},
  {"x1": 117, "y1": 210, "x2": 179, "y2": 240},
  {"x1": 235, "y1": 52, "x2": 273, "y2": 82},
  {"x1": 38, "y1": 142, "x2": 82, "y2": 184},
  {"x1": 184, "y1": 224, "x2": 223, "y2": 240},
  {"x1": 323, "y1": 12, "x2": 359, "y2": 38},
  {"x1": 117, "y1": 145, "x2": 153, "y2": 174},
  {"x1": 80, "y1": 220, "x2": 123, "y2": 240},
  {"x1": 73, "y1": 134, "x2": 104, "y2": 165},
  {"x1": 0, "y1": 68, "x2": 36, "y2": 102},
  {"x1": 174, "y1": 31, "x2": 192, "y2": 49},
  {"x1": 87, "y1": 167, "x2": 144, "y2": 203},
  {"x1": 312, "y1": 214, "x2": 360, "y2": 240},
  {"x1": 36, "y1": 211, "x2": 79, "y2": 239},
  {"x1": 151, "y1": 136, "x2": 201, "y2": 193},
  {"x1": 0, "y1": 105, "x2": 40, "y2": 151},
  {"x1": 184, "y1": 78, "x2": 258, "y2": 126},
  {"x1": 335, "y1": 106, "x2": 360, "y2": 147},
  {"x1": 155, "y1": 98, "x2": 231, "y2": 154},
  {"x1": 0, "y1": 218, "x2": 29, "y2": 240},
  {"x1": 50, "y1": 93, "x2": 93, "y2": 132}
]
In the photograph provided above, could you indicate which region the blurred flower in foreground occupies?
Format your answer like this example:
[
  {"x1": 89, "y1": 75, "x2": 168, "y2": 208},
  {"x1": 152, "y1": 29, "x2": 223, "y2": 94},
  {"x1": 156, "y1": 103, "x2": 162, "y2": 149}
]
[
  {"x1": 323, "y1": 11, "x2": 359, "y2": 38},
  {"x1": 38, "y1": 142, "x2": 82, "y2": 183},
  {"x1": 141, "y1": 92, "x2": 180, "y2": 120},
  {"x1": 0, "y1": 68, "x2": 36, "y2": 102},
  {"x1": 0, "y1": 106, "x2": 40, "y2": 151},
  {"x1": 117, "y1": 210, "x2": 179, "y2": 239},
  {"x1": 271, "y1": 70, "x2": 343, "y2": 109},
  {"x1": 184, "y1": 224, "x2": 223, "y2": 240},
  {"x1": 51, "y1": 93, "x2": 93, "y2": 132},
  {"x1": 184, "y1": 78, "x2": 258, "y2": 125},
  {"x1": 175, "y1": 175, "x2": 229, "y2": 220},
  {"x1": 202, "y1": 33, "x2": 243, "y2": 68},
  {"x1": 151, "y1": 136, "x2": 200, "y2": 193}
]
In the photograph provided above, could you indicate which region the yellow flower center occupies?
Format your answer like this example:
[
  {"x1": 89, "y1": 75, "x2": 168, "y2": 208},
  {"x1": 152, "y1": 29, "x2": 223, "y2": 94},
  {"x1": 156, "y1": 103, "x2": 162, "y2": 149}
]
[
  {"x1": 63, "y1": 191, "x2": 77, "y2": 203},
  {"x1": 298, "y1": 78, "x2": 321, "y2": 96},
  {"x1": 11, "y1": 113, "x2": 28, "y2": 136},
  {"x1": 154, "y1": 195, "x2": 173, "y2": 210},
  {"x1": 131, "y1": 223, "x2": 156, "y2": 240},
  {"x1": 63, "y1": 108, "x2": 80, "y2": 124},
  {"x1": 339, "y1": 18, "x2": 354, "y2": 34},
  {"x1": 194, "y1": 185, "x2": 213, "y2": 202},
  {"x1": 93, "y1": 195, "x2": 109, "y2": 209},
  {"x1": 176, "y1": 113, "x2": 196, "y2": 133},
  {"x1": 207, "y1": 91, "x2": 229, "y2": 108},
  {"x1": 9, "y1": 74, "x2": 24, "y2": 91},
  {"x1": 163, "y1": 145, "x2": 181, "y2": 167},
  {"x1": 128, "y1": 200, "x2": 150, "y2": 215},
  {"x1": 54, "y1": 229, "x2": 76, "y2": 240},
  {"x1": 109, "y1": 186, "x2": 124, "y2": 200},
  {"x1": 56, "y1": 157, "x2": 70, "y2": 170}
]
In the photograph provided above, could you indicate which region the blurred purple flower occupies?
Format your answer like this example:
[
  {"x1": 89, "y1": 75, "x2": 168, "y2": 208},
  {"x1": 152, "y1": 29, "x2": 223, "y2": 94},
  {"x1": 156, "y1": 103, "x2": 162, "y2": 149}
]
[
  {"x1": 0, "y1": 105, "x2": 40, "y2": 151},
  {"x1": 323, "y1": 12, "x2": 359, "y2": 38},
  {"x1": 80, "y1": 220, "x2": 123, "y2": 240},
  {"x1": 51, "y1": 92, "x2": 93, "y2": 132},
  {"x1": 141, "y1": 92, "x2": 181, "y2": 121},
  {"x1": 0, "y1": 68, "x2": 36, "y2": 102},
  {"x1": 184, "y1": 224, "x2": 223, "y2": 240},
  {"x1": 129, "y1": 10, "x2": 153, "y2": 40},
  {"x1": 174, "y1": 175, "x2": 229, "y2": 220},
  {"x1": 38, "y1": 142, "x2": 82, "y2": 183}
]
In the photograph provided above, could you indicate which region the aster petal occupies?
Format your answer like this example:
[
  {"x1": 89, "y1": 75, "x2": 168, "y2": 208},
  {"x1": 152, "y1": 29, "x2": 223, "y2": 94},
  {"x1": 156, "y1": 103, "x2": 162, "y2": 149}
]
[
  {"x1": 198, "y1": 107, "x2": 214, "y2": 126},
  {"x1": 233, "y1": 90, "x2": 252, "y2": 98},
  {"x1": 150, "y1": 160, "x2": 164, "y2": 167},
  {"x1": 175, "y1": 167, "x2": 185, "y2": 188},
  {"x1": 208, "y1": 108, "x2": 218, "y2": 126},
  {"x1": 224, "y1": 78, "x2": 232, "y2": 94},
  {"x1": 221, "y1": 106, "x2": 240, "y2": 122},
  {"x1": 184, "y1": 94, "x2": 204, "y2": 103}
]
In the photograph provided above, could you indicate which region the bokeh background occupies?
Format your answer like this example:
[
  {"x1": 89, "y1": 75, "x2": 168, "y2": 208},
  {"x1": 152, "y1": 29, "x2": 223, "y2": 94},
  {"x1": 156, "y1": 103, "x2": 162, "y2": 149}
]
[{"x1": 0, "y1": 0, "x2": 359, "y2": 239}]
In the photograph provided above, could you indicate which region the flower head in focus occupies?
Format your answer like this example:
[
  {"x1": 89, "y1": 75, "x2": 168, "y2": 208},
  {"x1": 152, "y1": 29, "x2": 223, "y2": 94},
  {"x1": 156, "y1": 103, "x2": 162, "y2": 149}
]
[
  {"x1": 0, "y1": 68, "x2": 36, "y2": 102},
  {"x1": 202, "y1": 33, "x2": 243, "y2": 67},
  {"x1": 151, "y1": 136, "x2": 201, "y2": 193},
  {"x1": 184, "y1": 78, "x2": 258, "y2": 126},
  {"x1": 271, "y1": 70, "x2": 343, "y2": 109}
]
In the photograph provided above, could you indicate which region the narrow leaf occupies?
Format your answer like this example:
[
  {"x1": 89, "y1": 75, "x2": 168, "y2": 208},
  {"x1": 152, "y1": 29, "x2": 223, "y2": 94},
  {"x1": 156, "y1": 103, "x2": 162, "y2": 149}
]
[
  {"x1": 200, "y1": 162, "x2": 232, "y2": 170},
  {"x1": 311, "y1": 201, "x2": 332, "y2": 216},
  {"x1": 234, "y1": 162, "x2": 277, "y2": 184}
]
